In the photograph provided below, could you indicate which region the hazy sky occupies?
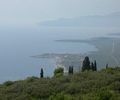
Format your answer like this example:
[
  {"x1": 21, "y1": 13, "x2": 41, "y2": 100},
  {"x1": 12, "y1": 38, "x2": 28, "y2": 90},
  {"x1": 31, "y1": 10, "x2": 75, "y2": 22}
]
[{"x1": 0, "y1": 0, "x2": 120, "y2": 26}]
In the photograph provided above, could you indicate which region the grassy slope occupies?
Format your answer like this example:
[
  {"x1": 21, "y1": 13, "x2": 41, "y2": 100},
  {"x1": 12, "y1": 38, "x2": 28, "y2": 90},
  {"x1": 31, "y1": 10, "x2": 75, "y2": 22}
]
[{"x1": 0, "y1": 67, "x2": 120, "y2": 100}]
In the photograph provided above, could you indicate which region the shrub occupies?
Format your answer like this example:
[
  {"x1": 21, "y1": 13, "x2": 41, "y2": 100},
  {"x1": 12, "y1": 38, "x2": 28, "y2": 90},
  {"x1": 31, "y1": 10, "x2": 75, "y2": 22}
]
[{"x1": 54, "y1": 67, "x2": 64, "y2": 77}]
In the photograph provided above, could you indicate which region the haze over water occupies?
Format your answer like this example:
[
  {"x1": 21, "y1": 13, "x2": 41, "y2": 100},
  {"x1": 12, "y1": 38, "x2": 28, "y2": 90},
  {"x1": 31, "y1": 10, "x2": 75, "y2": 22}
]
[{"x1": 0, "y1": 26, "x2": 119, "y2": 83}]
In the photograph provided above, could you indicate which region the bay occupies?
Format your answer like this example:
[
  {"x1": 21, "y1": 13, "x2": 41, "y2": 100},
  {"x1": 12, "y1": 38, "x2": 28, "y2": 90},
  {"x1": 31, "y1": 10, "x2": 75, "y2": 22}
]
[{"x1": 0, "y1": 26, "x2": 119, "y2": 83}]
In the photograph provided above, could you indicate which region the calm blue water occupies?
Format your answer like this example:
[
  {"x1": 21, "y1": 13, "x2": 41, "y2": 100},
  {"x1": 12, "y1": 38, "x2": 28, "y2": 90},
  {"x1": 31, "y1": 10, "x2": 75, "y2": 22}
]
[{"x1": 0, "y1": 26, "x2": 119, "y2": 83}]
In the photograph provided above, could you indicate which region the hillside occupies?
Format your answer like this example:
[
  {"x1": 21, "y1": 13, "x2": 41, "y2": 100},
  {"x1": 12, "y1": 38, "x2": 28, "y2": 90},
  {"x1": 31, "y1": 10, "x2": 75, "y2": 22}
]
[{"x1": 0, "y1": 67, "x2": 120, "y2": 100}]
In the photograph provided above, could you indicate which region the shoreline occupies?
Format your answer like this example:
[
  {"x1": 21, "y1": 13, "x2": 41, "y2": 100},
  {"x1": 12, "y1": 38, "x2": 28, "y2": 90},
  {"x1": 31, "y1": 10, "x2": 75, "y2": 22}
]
[{"x1": 32, "y1": 36, "x2": 120, "y2": 71}]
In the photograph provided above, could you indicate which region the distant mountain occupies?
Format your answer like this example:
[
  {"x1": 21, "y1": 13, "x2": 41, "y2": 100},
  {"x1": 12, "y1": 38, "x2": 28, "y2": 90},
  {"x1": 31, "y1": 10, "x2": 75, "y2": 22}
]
[
  {"x1": 39, "y1": 12, "x2": 120, "y2": 27},
  {"x1": 107, "y1": 12, "x2": 120, "y2": 17}
]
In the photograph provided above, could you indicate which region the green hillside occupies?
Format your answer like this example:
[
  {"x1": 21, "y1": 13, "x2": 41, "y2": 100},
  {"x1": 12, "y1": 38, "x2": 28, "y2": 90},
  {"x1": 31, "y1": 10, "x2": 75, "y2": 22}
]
[{"x1": 0, "y1": 67, "x2": 120, "y2": 100}]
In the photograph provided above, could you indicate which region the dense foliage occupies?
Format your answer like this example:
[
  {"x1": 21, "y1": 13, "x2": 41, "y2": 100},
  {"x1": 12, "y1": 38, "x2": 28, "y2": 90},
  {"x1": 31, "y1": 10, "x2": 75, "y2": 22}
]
[{"x1": 0, "y1": 67, "x2": 120, "y2": 100}]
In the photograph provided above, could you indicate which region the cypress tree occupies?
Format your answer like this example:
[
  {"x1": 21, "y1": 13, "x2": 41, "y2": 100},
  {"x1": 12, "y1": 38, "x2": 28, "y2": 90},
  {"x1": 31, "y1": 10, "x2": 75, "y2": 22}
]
[
  {"x1": 91, "y1": 62, "x2": 94, "y2": 71},
  {"x1": 40, "y1": 68, "x2": 44, "y2": 78},
  {"x1": 106, "y1": 64, "x2": 108, "y2": 69},
  {"x1": 68, "y1": 66, "x2": 73, "y2": 74},
  {"x1": 94, "y1": 60, "x2": 97, "y2": 71},
  {"x1": 82, "y1": 56, "x2": 90, "y2": 71},
  {"x1": 71, "y1": 66, "x2": 73, "y2": 74}
]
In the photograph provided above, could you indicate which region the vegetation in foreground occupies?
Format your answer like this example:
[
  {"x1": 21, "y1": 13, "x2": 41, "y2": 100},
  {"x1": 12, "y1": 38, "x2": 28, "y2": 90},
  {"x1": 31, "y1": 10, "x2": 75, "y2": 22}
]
[{"x1": 0, "y1": 66, "x2": 120, "y2": 100}]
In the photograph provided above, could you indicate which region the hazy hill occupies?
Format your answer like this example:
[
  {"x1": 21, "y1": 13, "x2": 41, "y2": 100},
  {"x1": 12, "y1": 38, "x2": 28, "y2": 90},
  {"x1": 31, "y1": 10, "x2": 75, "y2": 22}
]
[{"x1": 39, "y1": 12, "x2": 120, "y2": 27}]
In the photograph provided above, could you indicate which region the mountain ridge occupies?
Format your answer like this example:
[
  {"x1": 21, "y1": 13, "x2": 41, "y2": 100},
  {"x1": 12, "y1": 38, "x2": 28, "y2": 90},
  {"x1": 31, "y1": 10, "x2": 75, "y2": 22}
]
[{"x1": 39, "y1": 12, "x2": 120, "y2": 27}]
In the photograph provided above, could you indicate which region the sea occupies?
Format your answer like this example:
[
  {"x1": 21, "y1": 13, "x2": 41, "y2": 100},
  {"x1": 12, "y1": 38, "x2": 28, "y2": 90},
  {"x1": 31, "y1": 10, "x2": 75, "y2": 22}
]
[{"x1": 0, "y1": 26, "x2": 119, "y2": 83}]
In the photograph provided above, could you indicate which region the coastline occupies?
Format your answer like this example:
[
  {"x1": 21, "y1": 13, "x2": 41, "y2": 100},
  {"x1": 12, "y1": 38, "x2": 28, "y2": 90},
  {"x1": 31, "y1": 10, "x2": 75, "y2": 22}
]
[{"x1": 32, "y1": 36, "x2": 120, "y2": 71}]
